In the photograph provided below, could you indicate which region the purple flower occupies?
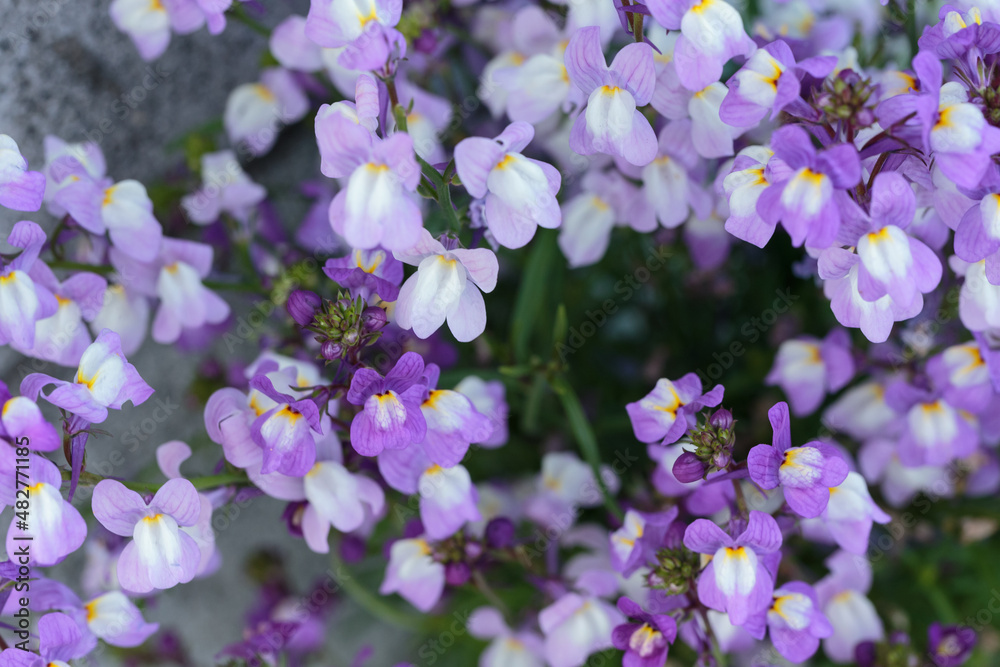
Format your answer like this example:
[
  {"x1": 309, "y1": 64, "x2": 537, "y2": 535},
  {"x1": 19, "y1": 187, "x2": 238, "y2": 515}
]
[
  {"x1": 0, "y1": 134, "x2": 45, "y2": 211},
  {"x1": 954, "y1": 191, "x2": 1000, "y2": 286},
  {"x1": 756, "y1": 125, "x2": 861, "y2": 248},
  {"x1": 379, "y1": 536, "x2": 445, "y2": 611},
  {"x1": 743, "y1": 581, "x2": 833, "y2": 663},
  {"x1": 625, "y1": 373, "x2": 724, "y2": 445},
  {"x1": 301, "y1": 455, "x2": 385, "y2": 553},
  {"x1": 3, "y1": 456, "x2": 86, "y2": 566},
  {"x1": 0, "y1": 611, "x2": 95, "y2": 666},
  {"x1": 22, "y1": 329, "x2": 153, "y2": 424},
  {"x1": 919, "y1": 6, "x2": 1000, "y2": 88},
  {"x1": 609, "y1": 508, "x2": 678, "y2": 577},
  {"x1": 565, "y1": 26, "x2": 657, "y2": 166},
  {"x1": 645, "y1": 0, "x2": 755, "y2": 92},
  {"x1": 53, "y1": 171, "x2": 163, "y2": 262},
  {"x1": 416, "y1": 364, "x2": 495, "y2": 466},
  {"x1": 886, "y1": 380, "x2": 978, "y2": 466},
  {"x1": 453, "y1": 375, "x2": 508, "y2": 448},
  {"x1": 323, "y1": 247, "x2": 404, "y2": 302},
  {"x1": 0, "y1": 221, "x2": 58, "y2": 349},
  {"x1": 806, "y1": 471, "x2": 891, "y2": 554},
  {"x1": 539, "y1": 592, "x2": 624, "y2": 667},
  {"x1": 723, "y1": 146, "x2": 780, "y2": 248},
  {"x1": 92, "y1": 478, "x2": 203, "y2": 594},
  {"x1": 454, "y1": 121, "x2": 562, "y2": 249},
  {"x1": 315, "y1": 74, "x2": 380, "y2": 179},
  {"x1": 612, "y1": 596, "x2": 678, "y2": 667},
  {"x1": 639, "y1": 120, "x2": 712, "y2": 230},
  {"x1": 720, "y1": 40, "x2": 837, "y2": 127},
  {"x1": 683, "y1": 511, "x2": 783, "y2": 626},
  {"x1": 109, "y1": 238, "x2": 230, "y2": 344},
  {"x1": 747, "y1": 402, "x2": 849, "y2": 518},
  {"x1": 327, "y1": 131, "x2": 423, "y2": 252},
  {"x1": 0, "y1": 389, "x2": 60, "y2": 452},
  {"x1": 224, "y1": 68, "x2": 309, "y2": 156},
  {"x1": 815, "y1": 550, "x2": 884, "y2": 662},
  {"x1": 181, "y1": 150, "x2": 266, "y2": 225},
  {"x1": 927, "y1": 341, "x2": 993, "y2": 413},
  {"x1": 305, "y1": 0, "x2": 404, "y2": 70},
  {"x1": 468, "y1": 606, "x2": 545, "y2": 666},
  {"x1": 927, "y1": 622, "x2": 976, "y2": 667},
  {"x1": 247, "y1": 371, "x2": 323, "y2": 477},
  {"x1": 30, "y1": 579, "x2": 158, "y2": 649},
  {"x1": 393, "y1": 230, "x2": 498, "y2": 342},
  {"x1": 347, "y1": 351, "x2": 427, "y2": 456},
  {"x1": 766, "y1": 329, "x2": 855, "y2": 417}
]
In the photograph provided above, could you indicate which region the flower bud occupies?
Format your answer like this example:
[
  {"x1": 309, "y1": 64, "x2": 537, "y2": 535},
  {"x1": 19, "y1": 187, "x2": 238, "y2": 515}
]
[
  {"x1": 361, "y1": 306, "x2": 388, "y2": 333},
  {"x1": 445, "y1": 561, "x2": 471, "y2": 586},
  {"x1": 672, "y1": 451, "x2": 705, "y2": 483},
  {"x1": 287, "y1": 289, "x2": 321, "y2": 327},
  {"x1": 485, "y1": 517, "x2": 515, "y2": 549},
  {"x1": 321, "y1": 341, "x2": 343, "y2": 361}
]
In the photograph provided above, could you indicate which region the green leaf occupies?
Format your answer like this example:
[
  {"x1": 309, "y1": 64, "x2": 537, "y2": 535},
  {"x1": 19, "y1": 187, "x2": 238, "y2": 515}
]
[{"x1": 510, "y1": 230, "x2": 559, "y2": 364}]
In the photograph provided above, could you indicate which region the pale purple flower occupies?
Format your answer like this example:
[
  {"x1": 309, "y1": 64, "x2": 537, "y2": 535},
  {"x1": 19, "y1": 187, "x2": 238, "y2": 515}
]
[
  {"x1": 224, "y1": 68, "x2": 309, "y2": 156},
  {"x1": 0, "y1": 611, "x2": 95, "y2": 666},
  {"x1": 53, "y1": 169, "x2": 162, "y2": 262},
  {"x1": 0, "y1": 221, "x2": 57, "y2": 350},
  {"x1": 393, "y1": 229, "x2": 498, "y2": 342},
  {"x1": 323, "y1": 247, "x2": 403, "y2": 302},
  {"x1": 455, "y1": 121, "x2": 562, "y2": 249},
  {"x1": 927, "y1": 342, "x2": 993, "y2": 413},
  {"x1": 247, "y1": 371, "x2": 323, "y2": 477},
  {"x1": 327, "y1": 131, "x2": 423, "y2": 252},
  {"x1": 22, "y1": 329, "x2": 153, "y2": 424},
  {"x1": 453, "y1": 375, "x2": 508, "y2": 448},
  {"x1": 301, "y1": 457, "x2": 385, "y2": 552},
  {"x1": 379, "y1": 535, "x2": 445, "y2": 611},
  {"x1": 91, "y1": 282, "x2": 150, "y2": 356},
  {"x1": 639, "y1": 120, "x2": 712, "y2": 229},
  {"x1": 885, "y1": 380, "x2": 978, "y2": 466},
  {"x1": 742, "y1": 582, "x2": 833, "y2": 663},
  {"x1": 626, "y1": 373, "x2": 724, "y2": 445},
  {"x1": 4, "y1": 455, "x2": 86, "y2": 566},
  {"x1": 30, "y1": 579, "x2": 158, "y2": 649},
  {"x1": 525, "y1": 452, "x2": 619, "y2": 529},
  {"x1": 416, "y1": 365, "x2": 494, "y2": 466},
  {"x1": 766, "y1": 329, "x2": 854, "y2": 417},
  {"x1": 609, "y1": 508, "x2": 678, "y2": 577},
  {"x1": 155, "y1": 441, "x2": 218, "y2": 577},
  {"x1": 565, "y1": 26, "x2": 657, "y2": 166},
  {"x1": 468, "y1": 606, "x2": 545, "y2": 667},
  {"x1": 181, "y1": 150, "x2": 266, "y2": 225},
  {"x1": 305, "y1": 0, "x2": 405, "y2": 70},
  {"x1": 110, "y1": 0, "x2": 205, "y2": 60},
  {"x1": 92, "y1": 478, "x2": 203, "y2": 594},
  {"x1": 109, "y1": 238, "x2": 230, "y2": 345},
  {"x1": 612, "y1": 596, "x2": 678, "y2": 667},
  {"x1": 539, "y1": 593, "x2": 624, "y2": 667},
  {"x1": 347, "y1": 351, "x2": 427, "y2": 456},
  {"x1": 814, "y1": 550, "x2": 885, "y2": 662},
  {"x1": 723, "y1": 145, "x2": 780, "y2": 248},
  {"x1": 748, "y1": 402, "x2": 850, "y2": 518},
  {"x1": 756, "y1": 125, "x2": 861, "y2": 248},
  {"x1": 683, "y1": 511, "x2": 783, "y2": 626},
  {"x1": 315, "y1": 74, "x2": 380, "y2": 179},
  {"x1": 270, "y1": 15, "x2": 324, "y2": 72},
  {"x1": 0, "y1": 384, "x2": 59, "y2": 452},
  {"x1": 954, "y1": 191, "x2": 1000, "y2": 286},
  {"x1": 645, "y1": 0, "x2": 756, "y2": 92},
  {"x1": 0, "y1": 134, "x2": 45, "y2": 211},
  {"x1": 720, "y1": 40, "x2": 837, "y2": 127},
  {"x1": 803, "y1": 471, "x2": 891, "y2": 554}
]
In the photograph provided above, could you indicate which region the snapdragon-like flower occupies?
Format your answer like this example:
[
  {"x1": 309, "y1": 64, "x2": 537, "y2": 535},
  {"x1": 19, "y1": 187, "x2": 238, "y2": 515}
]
[
  {"x1": 300, "y1": 448, "x2": 385, "y2": 552},
  {"x1": 22, "y1": 329, "x2": 153, "y2": 424},
  {"x1": 393, "y1": 229, "x2": 499, "y2": 342},
  {"x1": 224, "y1": 68, "x2": 309, "y2": 156},
  {"x1": 0, "y1": 611, "x2": 96, "y2": 666},
  {"x1": 609, "y1": 508, "x2": 678, "y2": 577},
  {"x1": 626, "y1": 373, "x2": 724, "y2": 446},
  {"x1": 247, "y1": 370, "x2": 324, "y2": 477},
  {"x1": 611, "y1": 596, "x2": 678, "y2": 667},
  {"x1": 684, "y1": 511, "x2": 783, "y2": 626},
  {"x1": 323, "y1": 247, "x2": 403, "y2": 302},
  {"x1": 814, "y1": 550, "x2": 885, "y2": 662},
  {"x1": 468, "y1": 606, "x2": 545, "y2": 667},
  {"x1": 539, "y1": 592, "x2": 624, "y2": 667},
  {"x1": 525, "y1": 451, "x2": 619, "y2": 528},
  {"x1": 30, "y1": 579, "x2": 158, "y2": 649},
  {"x1": 379, "y1": 535, "x2": 445, "y2": 611},
  {"x1": 3, "y1": 455, "x2": 86, "y2": 566},
  {"x1": 327, "y1": 131, "x2": 423, "y2": 252},
  {"x1": 723, "y1": 145, "x2": 779, "y2": 247},
  {"x1": 92, "y1": 478, "x2": 203, "y2": 594},
  {"x1": 637, "y1": 120, "x2": 712, "y2": 230},
  {"x1": 53, "y1": 168, "x2": 163, "y2": 262},
  {"x1": 886, "y1": 379, "x2": 978, "y2": 466},
  {"x1": 454, "y1": 121, "x2": 562, "y2": 249},
  {"x1": 565, "y1": 26, "x2": 657, "y2": 166},
  {"x1": 110, "y1": 0, "x2": 231, "y2": 60},
  {"x1": 0, "y1": 221, "x2": 57, "y2": 350},
  {"x1": 181, "y1": 150, "x2": 266, "y2": 225},
  {"x1": 305, "y1": 0, "x2": 405, "y2": 70},
  {"x1": 315, "y1": 73, "x2": 380, "y2": 179},
  {"x1": 109, "y1": 238, "x2": 230, "y2": 344},
  {"x1": 766, "y1": 330, "x2": 854, "y2": 417},
  {"x1": 756, "y1": 124, "x2": 861, "y2": 248},
  {"x1": 645, "y1": 0, "x2": 756, "y2": 92},
  {"x1": 804, "y1": 471, "x2": 891, "y2": 554},
  {"x1": 927, "y1": 341, "x2": 993, "y2": 413},
  {"x1": 453, "y1": 375, "x2": 508, "y2": 448},
  {"x1": 743, "y1": 581, "x2": 833, "y2": 663},
  {"x1": 416, "y1": 364, "x2": 494, "y2": 466},
  {"x1": 720, "y1": 40, "x2": 837, "y2": 127},
  {"x1": 0, "y1": 134, "x2": 45, "y2": 211},
  {"x1": 347, "y1": 351, "x2": 427, "y2": 456},
  {"x1": 0, "y1": 383, "x2": 59, "y2": 452},
  {"x1": 748, "y1": 402, "x2": 849, "y2": 518}
]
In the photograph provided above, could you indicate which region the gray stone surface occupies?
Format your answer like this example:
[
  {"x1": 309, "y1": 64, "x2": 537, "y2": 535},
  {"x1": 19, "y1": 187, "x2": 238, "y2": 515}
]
[{"x1": 0, "y1": 1, "x2": 418, "y2": 663}]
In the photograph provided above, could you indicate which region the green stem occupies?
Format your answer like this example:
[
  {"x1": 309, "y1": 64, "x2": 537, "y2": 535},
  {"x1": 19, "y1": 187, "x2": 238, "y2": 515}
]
[
  {"x1": 229, "y1": 3, "x2": 271, "y2": 36},
  {"x1": 66, "y1": 471, "x2": 250, "y2": 494},
  {"x1": 906, "y1": 0, "x2": 919, "y2": 59},
  {"x1": 49, "y1": 261, "x2": 115, "y2": 275},
  {"x1": 550, "y1": 375, "x2": 625, "y2": 521},
  {"x1": 203, "y1": 279, "x2": 268, "y2": 295}
]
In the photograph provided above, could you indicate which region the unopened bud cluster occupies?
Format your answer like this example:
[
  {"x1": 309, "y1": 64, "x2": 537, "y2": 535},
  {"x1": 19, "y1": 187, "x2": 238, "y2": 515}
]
[{"x1": 287, "y1": 289, "x2": 387, "y2": 363}]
